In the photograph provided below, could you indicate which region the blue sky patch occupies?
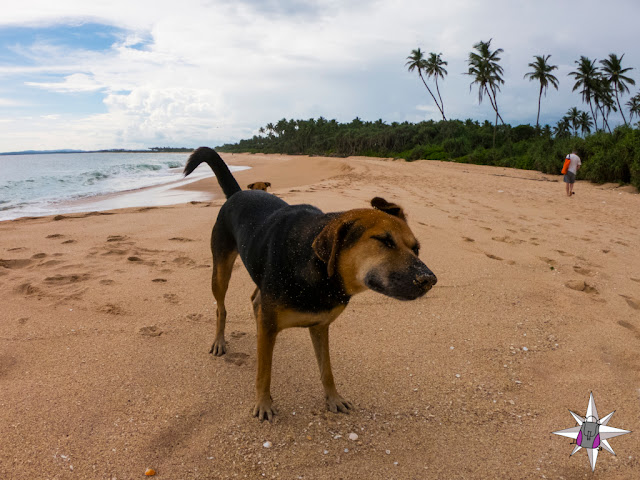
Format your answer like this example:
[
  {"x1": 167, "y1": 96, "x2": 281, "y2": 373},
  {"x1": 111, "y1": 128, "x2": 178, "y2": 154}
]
[{"x1": 0, "y1": 23, "x2": 129, "y2": 57}]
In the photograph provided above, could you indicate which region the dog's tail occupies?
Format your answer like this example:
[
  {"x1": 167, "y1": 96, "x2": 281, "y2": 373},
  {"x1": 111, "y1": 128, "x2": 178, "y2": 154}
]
[{"x1": 183, "y1": 147, "x2": 241, "y2": 199}]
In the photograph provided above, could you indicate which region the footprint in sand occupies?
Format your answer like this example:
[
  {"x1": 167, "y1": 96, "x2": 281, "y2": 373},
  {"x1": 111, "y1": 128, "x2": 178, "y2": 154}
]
[
  {"x1": 462, "y1": 237, "x2": 475, "y2": 242},
  {"x1": 631, "y1": 278, "x2": 640, "y2": 283},
  {"x1": 492, "y1": 236, "x2": 524, "y2": 245},
  {"x1": 186, "y1": 313, "x2": 204, "y2": 322},
  {"x1": 99, "y1": 303, "x2": 126, "y2": 315},
  {"x1": 0, "y1": 258, "x2": 32, "y2": 269},
  {"x1": 15, "y1": 282, "x2": 40, "y2": 296},
  {"x1": 44, "y1": 273, "x2": 90, "y2": 284},
  {"x1": 46, "y1": 234, "x2": 64, "y2": 239},
  {"x1": 617, "y1": 320, "x2": 640, "y2": 340},
  {"x1": 31, "y1": 253, "x2": 47, "y2": 259},
  {"x1": 163, "y1": 293, "x2": 179, "y2": 304},
  {"x1": 173, "y1": 256, "x2": 196, "y2": 267},
  {"x1": 555, "y1": 250, "x2": 573, "y2": 257},
  {"x1": 99, "y1": 279, "x2": 115, "y2": 286},
  {"x1": 538, "y1": 257, "x2": 557, "y2": 267},
  {"x1": 573, "y1": 266, "x2": 593, "y2": 276},
  {"x1": 485, "y1": 253, "x2": 503, "y2": 261},
  {"x1": 139, "y1": 325, "x2": 163, "y2": 337},
  {"x1": 620, "y1": 295, "x2": 640, "y2": 310},
  {"x1": 230, "y1": 331, "x2": 247, "y2": 339},
  {"x1": 107, "y1": 235, "x2": 128, "y2": 242},
  {"x1": 152, "y1": 278, "x2": 167, "y2": 283},
  {"x1": 103, "y1": 249, "x2": 128, "y2": 256},
  {"x1": 565, "y1": 280, "x2": 598, "y2": 294},
  {"x1": 61, "y1": 239, "x2": 76, "y2": 244},
  {"x1": 224, "y1": 352, "x2": 249, "y2": 366},
  {"x1": 127, "y1": 256, "x2": 143, "y2": 262},
  {"x1": 169, "y1": 237, "x2": 194, "y2": 242}
]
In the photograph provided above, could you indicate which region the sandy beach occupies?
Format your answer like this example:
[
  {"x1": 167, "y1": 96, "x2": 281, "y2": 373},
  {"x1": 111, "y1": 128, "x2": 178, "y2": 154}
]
[{"x1": 1, "y1": 152, "x2": 639, "y2": 479}]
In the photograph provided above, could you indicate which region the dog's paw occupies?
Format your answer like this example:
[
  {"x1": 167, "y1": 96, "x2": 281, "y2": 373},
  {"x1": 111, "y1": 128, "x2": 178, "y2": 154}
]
[
  {"x1": 253, "y1": 399, "x2": 275, "y2": 422},
  {"x1": 326, "y1": 395, "x2": 354, "y2": 414},
  {"x1": 209, "y1": 338, "x2": 227, "y2": 356}
]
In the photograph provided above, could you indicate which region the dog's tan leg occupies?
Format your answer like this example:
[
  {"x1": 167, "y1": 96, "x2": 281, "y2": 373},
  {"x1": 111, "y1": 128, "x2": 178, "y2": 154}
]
[
  {"x1": 210, "y1": 250, "x2": 237, "y2": 356},
  {"x1": 253, "y1": 310, "x2": 278, "y2": 421},
  {"x1": 309, "y1": 324, "x2": 353, "y2": 414}
]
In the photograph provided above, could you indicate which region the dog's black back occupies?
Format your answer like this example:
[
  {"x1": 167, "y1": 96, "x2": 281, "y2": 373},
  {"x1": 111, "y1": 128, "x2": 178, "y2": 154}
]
[
  {"x1": 219, "y1": 191, "x2": 349, "y2": 312},
  {"x1": 184, "y1": 148, "x2": 350, "y2": 312}
]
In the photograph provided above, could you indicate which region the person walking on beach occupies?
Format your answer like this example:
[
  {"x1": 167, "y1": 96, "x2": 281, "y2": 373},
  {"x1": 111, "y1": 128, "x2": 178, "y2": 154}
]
[{"x1": 563, "y1": 150, "x2": 581, "y2": 197}]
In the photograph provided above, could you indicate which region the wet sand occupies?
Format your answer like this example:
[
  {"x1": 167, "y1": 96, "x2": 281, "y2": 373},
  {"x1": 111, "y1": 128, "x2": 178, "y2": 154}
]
[{"x1": 1, "y1": 153, "x2": 639, "y2": 478}]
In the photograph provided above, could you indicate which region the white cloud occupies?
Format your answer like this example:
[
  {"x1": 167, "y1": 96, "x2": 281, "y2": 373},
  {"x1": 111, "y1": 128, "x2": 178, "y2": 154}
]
[
  {"x1": 26, "y1": 73, "x2": 105, "y2": 92},
  {"x1": 0, "y1": 0, "x2": 639, "y2": 151}
]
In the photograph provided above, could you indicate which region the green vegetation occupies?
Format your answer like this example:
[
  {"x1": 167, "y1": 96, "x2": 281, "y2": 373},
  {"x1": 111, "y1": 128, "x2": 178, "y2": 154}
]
[{"x1": 217, "y1": 117, "x2": 640, "y2": 189}]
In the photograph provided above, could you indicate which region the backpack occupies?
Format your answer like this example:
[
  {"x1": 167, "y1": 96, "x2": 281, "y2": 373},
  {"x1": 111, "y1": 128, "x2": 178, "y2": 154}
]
[{"x1": 561, "y1": 154, "x2": 571, "y2": 174}]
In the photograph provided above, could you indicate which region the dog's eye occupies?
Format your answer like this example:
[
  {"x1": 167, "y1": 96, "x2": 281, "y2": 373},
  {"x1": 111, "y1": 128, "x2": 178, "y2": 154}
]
[
  {"x1": 412, "y1": 245, "x2": 420, "y2": 255},
  {"x1": 374, "y1": 235, "x2": 396, "y2": 249}
]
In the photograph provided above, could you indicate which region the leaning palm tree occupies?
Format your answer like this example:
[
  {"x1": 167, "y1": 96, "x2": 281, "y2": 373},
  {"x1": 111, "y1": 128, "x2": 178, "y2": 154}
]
[
  {"x1": 566, "y1": 107, "x2": 581, "y2": 136},
  {"x1": 424, "y1": 52, "x2": 448, "y2": 120},
  {"x1": 627, "y1": 92, "x2": 640, "y2": 123},
  {"x1": 600, "y1": 53, "x2": 635, "y2": 125},
  {"x1": 554, "y1": 117, "x2": 571, "y2": 138},
  {"x1": 578, "y1": 111, "x2": 593, "y2": 137},
  {"x1": 570, "y1": 56, "x2": 600, "y2": 130},
  {"x1": 524, "y1": 54, "x2": 559, "y2": 128},
  {"x1": 467, "y1": 39, "x2": 505, "y2": 150},
  {"x1": 406, "y1": 48, "x2": 444, "y2": 119},
  {"x1": 593, "y1": 77, "x2": 617, "y2": 133}
]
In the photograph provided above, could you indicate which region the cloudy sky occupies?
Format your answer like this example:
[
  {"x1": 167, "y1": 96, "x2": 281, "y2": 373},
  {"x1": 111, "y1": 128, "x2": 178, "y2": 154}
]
[{"x1": 1, "y1": 0, "x2": 638, "y2": 152}]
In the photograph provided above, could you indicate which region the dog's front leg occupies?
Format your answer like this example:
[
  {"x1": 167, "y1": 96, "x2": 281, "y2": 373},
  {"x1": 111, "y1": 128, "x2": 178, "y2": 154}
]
[
  {"x1": 253, "y1": 319, "x2": 278, "y2": 421},
  {"x1": 309, "y1": 324, "x2": 353, "y2": 414}
]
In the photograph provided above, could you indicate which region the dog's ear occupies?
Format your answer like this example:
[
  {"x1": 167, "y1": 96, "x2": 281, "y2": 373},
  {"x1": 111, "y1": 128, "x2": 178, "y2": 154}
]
[
  {"x1": 370, "y1": 197, "x2": 406, "y2": 221},
  {"x1": 265, "y1": 182, "x2": 271, "y2": 188},
  {"x1": 247, "y1": 183, "x2": 256, "y2": 190},
  {"x1": 312, "y1": 218, "x2": 355, "y2": 277}
]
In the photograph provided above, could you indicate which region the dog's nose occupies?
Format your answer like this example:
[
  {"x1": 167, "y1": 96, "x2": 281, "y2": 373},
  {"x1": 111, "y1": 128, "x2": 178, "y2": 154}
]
[{"x1": 415, "y1": 272, "x2": 437, "y2": 288}]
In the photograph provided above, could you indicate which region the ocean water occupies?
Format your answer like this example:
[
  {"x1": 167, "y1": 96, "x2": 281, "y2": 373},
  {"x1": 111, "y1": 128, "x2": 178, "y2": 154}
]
[{"x1": 0, "y1": 152, "x2": 248, "y2": 221}]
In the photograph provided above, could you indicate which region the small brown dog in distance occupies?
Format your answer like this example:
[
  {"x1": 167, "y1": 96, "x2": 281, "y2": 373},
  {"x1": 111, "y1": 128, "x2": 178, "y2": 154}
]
[
  {"x1": 247, "y1": 181, "x2": 271, "y2": 191},
  {"x1": 184, "y1": 147, "x2": 437, "y2": 421}
]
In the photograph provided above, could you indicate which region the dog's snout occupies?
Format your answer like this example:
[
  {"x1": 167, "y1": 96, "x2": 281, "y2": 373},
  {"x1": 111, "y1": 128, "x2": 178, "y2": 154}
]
[{"x1": 415, "y1": 271, "x2": 437, "y2": 288}]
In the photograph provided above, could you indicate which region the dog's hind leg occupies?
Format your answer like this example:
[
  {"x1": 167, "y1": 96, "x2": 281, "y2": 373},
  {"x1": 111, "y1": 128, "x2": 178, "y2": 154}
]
[
  {"x1": 210, "y1": 241, "x2": 238, "y2": 356},
  {"x1": 309, "y1": 325, "x2": 353, "y2": 414}
]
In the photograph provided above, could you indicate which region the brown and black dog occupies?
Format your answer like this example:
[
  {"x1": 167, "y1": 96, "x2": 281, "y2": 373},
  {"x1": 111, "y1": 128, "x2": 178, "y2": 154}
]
[
  {"x1": 247, "y1": 181, "x2": 271, "y2": 191},
  {"x1": 184, "y1": 147, "x2": 437, "y2": 420}
]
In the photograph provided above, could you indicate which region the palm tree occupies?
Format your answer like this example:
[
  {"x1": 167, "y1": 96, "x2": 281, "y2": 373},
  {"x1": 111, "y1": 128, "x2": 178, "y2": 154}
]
[
  {"x1": 600, "y1": 54, "x2": 635, "y2": 125},
  {"x1": 578, "y1": 111, "x2": 593, "y2": 137},
  {"x1": 593, "y1": 78, "x2": 616, "y2": 133},
  {"x1": 467, "y1": 39, "x2": 505, "y2": 150},
  {"x1": 524, "y1": 54, "x2": 559, "y2": 128},
  {"x1": 570, "y1": 56, "x2": 600, "y2": 129},
  {"x1": 566, "y1": 107, "x2": 581, "y2": 136},
  {"x1": 424, "y1": 52, "x2": 448, "y2": 120},
  {"x1": 406, "y1": 48, "x2": 445, "y2": 119},
  {"x1": 627, "y1": 93, "x2": 640, "y2": 123},
  {"x1": 554, "y1": 117, "x2": 571, "y2": 138}
]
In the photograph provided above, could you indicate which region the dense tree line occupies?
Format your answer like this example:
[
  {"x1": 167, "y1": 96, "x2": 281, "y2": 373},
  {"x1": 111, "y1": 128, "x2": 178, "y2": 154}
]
[{"x1": 216, "y1": 117, "x2": 640, "y2": 189}]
